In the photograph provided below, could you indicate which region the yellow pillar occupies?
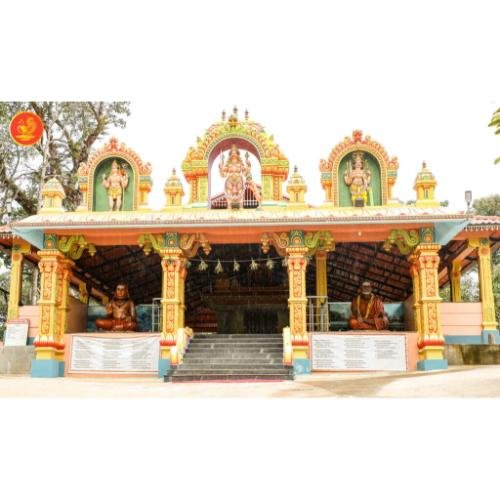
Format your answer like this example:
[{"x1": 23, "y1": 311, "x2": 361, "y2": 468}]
[
  {"x1": 159, "y1": 250, "x2": 187, "y2": 365},
  {"x1": 55, "y1": 259, "x2": 73, "y2": 363},
  {"x1": 35, "y1": 250, "x2": 66, "y2": 361},
  {"x1": 408, "y1": 257, "x2": 422, "y2": 335},
  {"x1": 7, "y1": 242, "x2": 30, "y2": 320},
  {"x1": 315, "y1": 251, "x2": 328, "y2": 331},
  {"x1": 287, "y1": 246, "x2": 309, "y2": 372},
  {"x1": 411, "y1": 244, "x2": 447, "y2": 370},
  {"x1": 450, "y1": 259, "x2": 462, "y2": 303},
  {"x1": 469, "y1": 238, "x2": 499, "y2": 339}
]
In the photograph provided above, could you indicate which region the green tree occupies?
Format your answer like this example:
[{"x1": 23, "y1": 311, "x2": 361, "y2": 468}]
[
  {"x1": 489, "y1": 107, "x2": 500, "y2": 164},
  {"x1": 0, "y1": 101, "x2": 130, "y2": 220},
  {"x1": 472, "y1": 194, "x2": 500, "y2": 217}
]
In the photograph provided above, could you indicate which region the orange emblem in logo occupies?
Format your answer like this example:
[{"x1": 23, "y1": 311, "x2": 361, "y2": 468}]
[{"x1": 9, "y1": 111, "x2": 45, "y2": 146}]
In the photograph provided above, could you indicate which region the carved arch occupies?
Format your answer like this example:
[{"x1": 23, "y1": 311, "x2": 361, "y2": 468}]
[{"x1": 319, "y1": 130, "x2": 399, "y2": 206}]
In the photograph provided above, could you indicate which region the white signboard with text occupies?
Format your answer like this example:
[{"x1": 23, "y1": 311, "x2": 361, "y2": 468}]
[
  {"x1": 69, "y1": 335, "x2": 160, "y2": 373},
  {"x1": 4, "y1": 321, "x2": 29, "y2": 347},
  {"x1": 311, "y1": 333, "x2": 407, "y2": 371}
]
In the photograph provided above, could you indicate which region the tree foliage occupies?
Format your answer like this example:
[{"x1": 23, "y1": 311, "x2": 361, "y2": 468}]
[
  {"x1": 0, "y1": 102, "x2": 130, "y2": 220},
  {"x1": 489, "y1": 107, "x2": 500, "y2": 165}
]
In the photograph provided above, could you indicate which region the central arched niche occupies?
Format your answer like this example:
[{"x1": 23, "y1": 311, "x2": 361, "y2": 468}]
[
  {"x1": 337, "y1": 151, "x2": 382, "y2": 207},
  {"x1": 181, "y1": 108, "x2": 289, "y2": 207},
  {"x1": 207, "y1": 137, "x2": 262, "y2": 206}
]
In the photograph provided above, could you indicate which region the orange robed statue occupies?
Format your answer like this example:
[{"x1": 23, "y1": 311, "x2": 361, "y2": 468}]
[
  {"x1": 95, "y1": 282, "x2": 137, "y2": 332},
  {"x1": 348, "y1": 281, "x2": 389, "y2": 331}
]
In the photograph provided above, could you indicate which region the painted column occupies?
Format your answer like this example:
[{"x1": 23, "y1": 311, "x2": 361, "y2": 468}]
[
  {"x1": 7, "y1": 241, "x2": 30, "y2": 320},
  {"x1": 287, "y1": 246, "x2": 309, "y2": 373},
  {"x1": 32, "y1": 249, "x2": 66, "y2": 377},
  {"x1": 159, "y1": 249, "x2": 187, "y2": 376},
  {"x1": 411, "y1": 243, "x2": 447, "y2": 370},
  {"x1": 54, "y1": 258, "x2": 73, "y2": 372},
  {"x1": 315, "y1": 251, "x2": 328, "y2": 331},
  {"x1": 450, "y1": 259, "x2": 462, "y2": 302},
  {"x1": 408, "y1": 257, "x2": 422, "y2": 336},
  {"x1": 469, "y1": 237, "x2": 499, "y2": 342}
]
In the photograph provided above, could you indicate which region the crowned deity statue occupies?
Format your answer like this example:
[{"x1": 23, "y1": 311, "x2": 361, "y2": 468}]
[
  {"x1": 344, "y1": 152, "x2": 372, "y2": 206},
  {"x1": 102, "y1": 160, "x2": 129, "y2": 211},
  {"x1": 219, "y1": 144, "x2": 255, "y2": 208}
]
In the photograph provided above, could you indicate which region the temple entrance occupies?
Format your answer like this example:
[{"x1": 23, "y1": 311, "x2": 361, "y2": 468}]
[{"x1": 185, "y1": 243, "x2": 288, "y2": 335}]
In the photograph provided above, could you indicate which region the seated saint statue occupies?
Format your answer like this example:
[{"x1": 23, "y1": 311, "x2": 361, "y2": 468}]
[
  {"x1": 95, "y1": 282, "x2": 137, "y2": 331},
  {"x1": 348, "y1": 281, "x2": 389, "y2": 330}
]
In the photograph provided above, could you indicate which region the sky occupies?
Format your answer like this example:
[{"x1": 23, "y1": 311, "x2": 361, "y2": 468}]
[
  {"x1": 2, "y1": 1, "x2": 500, "y2": 498},
  {"x1": 4, "y1": 1, "x2": 500, "y2": 211}
]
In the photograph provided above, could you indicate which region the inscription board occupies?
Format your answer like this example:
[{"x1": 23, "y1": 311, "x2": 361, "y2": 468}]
[
  {"x1": 69, "y1": 335, "x2": 160, "y2": 373},
  {"x1": 311, "y1": 333, "x2": 407, "y2": 371},
  {"x1": 4, "y1": 321, "x2": 29, "y2": 347}
]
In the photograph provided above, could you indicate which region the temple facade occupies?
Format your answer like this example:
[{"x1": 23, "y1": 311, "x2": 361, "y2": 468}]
[{"x1": 3, "y1": 108, "x2": 499, "y2": 378}]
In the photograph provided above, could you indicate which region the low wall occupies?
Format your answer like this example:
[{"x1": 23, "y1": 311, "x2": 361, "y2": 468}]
[
  {"x1": 441, "y1": 302, "x2": 483, "y2": 344},
  {"x1": 446, "y1": 345, "x2": 500, "y2": 365},
  {"x1": 0, "y1": 346, "x2": 35, "y2": 374}
]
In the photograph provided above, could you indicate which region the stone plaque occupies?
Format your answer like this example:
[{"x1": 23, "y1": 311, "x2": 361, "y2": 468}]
[
  {"x1": 311, "y1": 333, "x2": 407, "y2": 371},
  {"x1": 69, "y1": 335, "x2": 160, "y2": 373},
  {"x1": 4, "y1": 321, "x2": 29, "y2": 347}
]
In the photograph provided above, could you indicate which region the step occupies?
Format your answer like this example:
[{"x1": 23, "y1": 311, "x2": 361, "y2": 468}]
[
  {"x1": 195, "y1": 334, "x2": 283, "y2": 339},
  {"x1": 180, "y1": 359, "x2": 284, "y2": 365},
  {"x1": 172, "y1": 368, "x2": 293, "y2": 375},
  {"x1": 168, "y1": 373, "x2": 294, "y2": 382},
  {"x1": 191, "y1": 338, "x2": 284, "y2": 344},
  {"x1": 187, "y1": 346, "x2": 283, "y2": 352},
  {"x1": 177, "y1": 363, "x2": 288, "y2": 369}
]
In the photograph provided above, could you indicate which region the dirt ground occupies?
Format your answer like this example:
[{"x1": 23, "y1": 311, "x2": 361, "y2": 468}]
[{"x1": 2, "y1": 365, "x2": 500, "y2": 397}]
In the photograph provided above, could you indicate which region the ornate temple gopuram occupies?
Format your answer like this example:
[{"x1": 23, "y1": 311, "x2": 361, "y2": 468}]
[{"x1": 2, "y1": 108, "x2": 499, "y2": 379}]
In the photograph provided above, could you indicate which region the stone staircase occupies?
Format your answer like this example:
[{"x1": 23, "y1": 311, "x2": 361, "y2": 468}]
[{"x1": 165, "y1": 334, "x2": 294, "y2": 382}]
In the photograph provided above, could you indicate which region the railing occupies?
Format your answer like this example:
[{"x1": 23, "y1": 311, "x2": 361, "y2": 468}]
[
  {"x1": 306, "y1": 295, "x2": 329, "y2": 332},
  {"x1": 152, "y1": 298, "x2": 161, "y2": 332}
]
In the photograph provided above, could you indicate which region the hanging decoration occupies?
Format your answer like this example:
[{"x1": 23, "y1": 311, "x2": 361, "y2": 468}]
[
  {"x1": 282, "y1": 257, "x2": 288, "y2": 267},
  {"x1": 198, "y1": 259, "x2": 208, "y2": 271},
  {"x1": 233, "y1": 259, "x2": 240, "y2": 272},
  {"x1": 266, "y1": 257, "x2": 275, "y2": 270},
  {"x1": 250, "y1": 258, "x2": 259, "y2": 271},
  {"x1": 214, "y1": 259, "x2": 224, "y2": 274}
]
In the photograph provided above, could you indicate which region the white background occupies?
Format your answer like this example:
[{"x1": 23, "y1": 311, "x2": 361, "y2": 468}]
[{"x1": 1, "y1": 1, "x2": 500, "y2": 499}]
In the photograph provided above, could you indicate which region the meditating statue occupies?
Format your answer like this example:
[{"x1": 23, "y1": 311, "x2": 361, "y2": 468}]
[
  {"x1": 95, "y1": 282, "x2": 137, "y2": 331},
  {"x1": 219, "y1": 144, "x2": 253, "y2": 208},
  {"x1": 348, "y1": 281, "x2": 389, "y2": 330},
  {"x1": 344, "y1": 151, "x2": 371, "y2": 206},
  {"x1": 102, "y1": 160, "x2": 129, "y2": 211}
]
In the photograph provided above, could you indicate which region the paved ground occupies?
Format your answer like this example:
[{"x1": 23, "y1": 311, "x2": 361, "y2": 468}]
[{"x1": 2, "y1": 365, "x2": 500, "y2": 397}]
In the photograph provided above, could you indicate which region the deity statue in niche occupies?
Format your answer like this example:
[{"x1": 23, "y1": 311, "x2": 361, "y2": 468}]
[
  {"x1": 344, "y1": 151, "x2": 372, "y2": 206},
  {"x1": 95, "y1": 282, "x2": 137, "y2": 331},
  {"x1": 219, "y1": 144, "x2": 261, "y2": 208},
  {"x1": 102, "y1": 159, "x2": 129, "y2": 211}
]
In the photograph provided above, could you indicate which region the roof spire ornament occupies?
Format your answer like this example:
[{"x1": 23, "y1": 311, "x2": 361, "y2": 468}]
[
  {"x1": 414, "y1": 161, "x2": 439, "y2": 208},
  {"x1": 245, "y1": 109, "x2": 249, "y2": 120},
  {"x1": 221, "y1": 110, "x2": 226, "y2": 121}
]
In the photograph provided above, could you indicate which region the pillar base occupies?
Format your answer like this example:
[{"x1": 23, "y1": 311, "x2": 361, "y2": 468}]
[
  {"x1": 31, "y1": 359, "x2": 64, "y2": 378},
  {"x1": 158, "y1": 358, "x2": 171, "y2": 378},
  {"x1": 293, "y1": 358, "x2": 311, "y2": 374},
  {"x1": 417, "y1": 359, "x2": 448, "y2": 371},
  {"x1": 481, "y1": 330, "x2": 500, "y2": 344}
]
